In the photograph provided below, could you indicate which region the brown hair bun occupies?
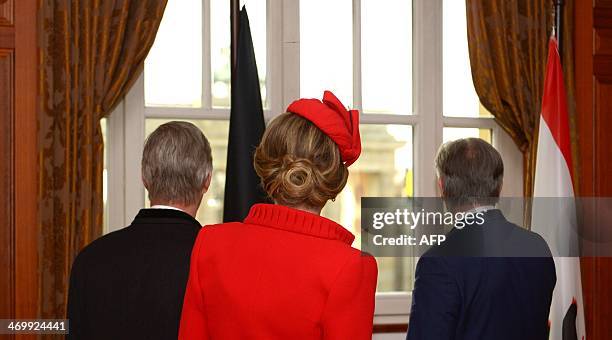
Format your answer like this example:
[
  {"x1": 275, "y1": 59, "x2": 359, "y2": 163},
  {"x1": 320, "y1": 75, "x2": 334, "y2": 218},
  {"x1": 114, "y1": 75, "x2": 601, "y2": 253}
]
[{"x1": 254, "y1": 113, "x2": 349, "y2": 209}]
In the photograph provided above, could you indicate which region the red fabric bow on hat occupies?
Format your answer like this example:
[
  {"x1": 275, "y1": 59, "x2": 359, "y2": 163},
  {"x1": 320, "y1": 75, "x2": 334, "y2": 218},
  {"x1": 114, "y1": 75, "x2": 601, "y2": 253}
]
[{"x1": 287, "y1": 91, "x2": 361, "y2": 166}]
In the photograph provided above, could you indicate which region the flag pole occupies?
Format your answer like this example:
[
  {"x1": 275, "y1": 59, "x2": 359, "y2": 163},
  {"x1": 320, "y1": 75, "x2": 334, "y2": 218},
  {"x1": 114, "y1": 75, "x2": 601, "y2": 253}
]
[
  {"x1": 554, "y1": 0, "x2": 564, "y2": 58},
  {"x1": 231, "y1": 0, "x2": 240, "y2": 73}
]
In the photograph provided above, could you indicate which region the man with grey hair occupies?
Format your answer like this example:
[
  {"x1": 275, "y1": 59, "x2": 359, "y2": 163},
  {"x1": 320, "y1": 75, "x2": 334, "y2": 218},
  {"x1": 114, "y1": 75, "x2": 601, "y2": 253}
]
[
  {"x1": 67, "y1": 121, "x2": 212, "y2": 340},
  {"x1": 407, "y1": 138, "x2": 556, "y2": 340}
]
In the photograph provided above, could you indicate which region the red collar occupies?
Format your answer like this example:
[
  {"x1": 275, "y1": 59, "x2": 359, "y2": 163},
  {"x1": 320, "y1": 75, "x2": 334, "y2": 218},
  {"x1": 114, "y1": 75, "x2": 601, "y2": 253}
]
[{"x1": 244, "y1": 204, "x2": 355, "y2": 245}]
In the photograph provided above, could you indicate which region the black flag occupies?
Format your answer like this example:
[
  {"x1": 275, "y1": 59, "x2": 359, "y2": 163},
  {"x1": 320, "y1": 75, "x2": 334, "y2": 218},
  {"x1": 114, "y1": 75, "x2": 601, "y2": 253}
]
[
  {"x1": 562, "y1": 299, "x2": 578, "y2": 340},
  {"x1": 223, "y1": 7, "x2": 268, "y2": 222}
]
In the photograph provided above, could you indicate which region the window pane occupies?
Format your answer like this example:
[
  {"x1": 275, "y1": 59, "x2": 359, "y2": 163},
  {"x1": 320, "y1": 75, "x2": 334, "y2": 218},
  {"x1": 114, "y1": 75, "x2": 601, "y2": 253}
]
[
  {"x1": 443, "y1": 127, "x2": 492, "y2": 144},
  {"x1": 144, "y1": 119, "x2": 230, "y2": 226},
  {"x1": 210, "y1": 0, "x2": 231, "y2": 108},
  {"x1": 145, "y1": 0, "x2": 202, "y2": 108},
  {"x1": 362, "y1": 0, "x2": 412, "y2": 115},
  {"x1": 243, "y1": 0, "x2": 268, "y2": 107},
  {"x1": 322, "y1": 124, "x2": 414, "y2": 292},
  {"x1": 211, "y1": 0, "x2": 267, "y2": 108},
  {"x1": 300, "y1": 0, "x2": 353, "y2": 105},
  {"x1": 442, "y1": 0, "x2": 490, "y2": 117}
]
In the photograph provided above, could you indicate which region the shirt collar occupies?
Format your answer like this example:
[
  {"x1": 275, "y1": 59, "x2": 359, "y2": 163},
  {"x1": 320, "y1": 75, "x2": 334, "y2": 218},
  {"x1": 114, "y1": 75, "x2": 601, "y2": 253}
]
[
  {"x1": 467, "y1": 205, "x2": 496, "y2": 214},
  {"x1": 151, "y1": 204, "x2": 186, "y2": 212},
  {"x1": 133, "y1": 208, "x2": 201, "y2": 229}
]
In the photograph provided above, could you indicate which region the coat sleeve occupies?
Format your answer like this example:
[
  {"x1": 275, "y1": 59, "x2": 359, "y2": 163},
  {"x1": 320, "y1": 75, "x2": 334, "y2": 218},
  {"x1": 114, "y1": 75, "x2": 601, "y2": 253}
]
[
  {"x1": 406, "y1": 257, "x2": 460, "y2": 340},
  {"x1": 321, "y1": 254, "x2": 378, "y2": 340},
  {"x1": 66, "y1": 254, "x2": 85, "y2": 340},
  {"x1": 178, "y1": 231, "x2": 209, "y2": 340}
]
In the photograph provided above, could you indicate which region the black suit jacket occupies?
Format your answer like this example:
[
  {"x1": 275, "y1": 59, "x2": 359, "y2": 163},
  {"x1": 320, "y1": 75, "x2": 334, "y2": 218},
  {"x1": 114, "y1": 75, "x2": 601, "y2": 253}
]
[
  {"x1": 407, "y1": 209, "x2": 556, "y2": 340},
  {"x1": 66, "y1": 209, "x2": 201, "y2": 340}
]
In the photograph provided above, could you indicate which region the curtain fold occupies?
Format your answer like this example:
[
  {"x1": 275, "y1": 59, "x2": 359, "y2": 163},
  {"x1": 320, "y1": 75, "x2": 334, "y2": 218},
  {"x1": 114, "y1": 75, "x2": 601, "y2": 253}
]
[
  {"x1": 466, "y1": 0, "x2": 574, "y2": 198},
  {"x1": 39, "y1": 0, "x2": 166, "y2": 323}
]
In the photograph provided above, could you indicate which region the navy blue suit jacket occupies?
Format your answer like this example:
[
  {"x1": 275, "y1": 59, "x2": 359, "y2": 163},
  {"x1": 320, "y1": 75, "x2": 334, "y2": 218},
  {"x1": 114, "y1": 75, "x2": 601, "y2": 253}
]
[{"x1": 407, "y1": 209, "x2": 556, "y2": 340}]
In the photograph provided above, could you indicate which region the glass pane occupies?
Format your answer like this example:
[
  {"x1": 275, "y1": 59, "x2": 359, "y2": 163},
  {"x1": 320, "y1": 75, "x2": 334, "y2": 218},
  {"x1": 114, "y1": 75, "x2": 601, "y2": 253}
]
[
  {"x1": 322, "y1": 124, "x2": 414, "y2": 292},
  {"x1": 361, "y1": 0, "x2": 412, "y2": 115},
  {"x1": 144, "y1": 119, "x2": 230, "y2": 226},
  {"x1": 443, "y1": 127, "x2": 492, "y2": 144},
  {"x1": 300, "y1": 0, "x2": 353, "y2": 105},
  {"x1": 243, "y1": 0, "x2": 267, "y2": 107},
  {"x1": 442, "y1": 0, "x2": 491, "y2": 117},
  {"x1": 211, "y1": 0, "x2": 268, "y2": 108},
  {"x1": 145, "y1": 0, "x2": 202, "y2": 108},
  {"x1": 210, "y1": 0, "x2": 231, "y2": 108}
]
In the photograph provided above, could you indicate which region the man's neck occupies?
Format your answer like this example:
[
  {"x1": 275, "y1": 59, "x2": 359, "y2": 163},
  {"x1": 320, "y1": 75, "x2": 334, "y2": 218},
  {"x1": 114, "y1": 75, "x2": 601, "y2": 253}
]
[
  {"x1": 467, "y1": 205, "x2": 496, "y2": 213},
  {"x1": 150, "y1": 201, "x2": 199, "y2": 218}
]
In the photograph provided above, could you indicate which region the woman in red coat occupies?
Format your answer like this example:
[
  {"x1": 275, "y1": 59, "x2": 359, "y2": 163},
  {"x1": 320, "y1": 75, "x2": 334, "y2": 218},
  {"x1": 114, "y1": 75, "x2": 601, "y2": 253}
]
[{"x1": 179, "y1": 91, "x2": 378, "y2": 340}]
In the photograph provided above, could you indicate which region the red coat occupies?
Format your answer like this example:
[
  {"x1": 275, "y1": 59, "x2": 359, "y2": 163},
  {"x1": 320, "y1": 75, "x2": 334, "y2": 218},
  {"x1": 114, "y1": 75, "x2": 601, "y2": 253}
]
[{"x1": 179, "y1": 204, "x2": 378, "y2": 340}]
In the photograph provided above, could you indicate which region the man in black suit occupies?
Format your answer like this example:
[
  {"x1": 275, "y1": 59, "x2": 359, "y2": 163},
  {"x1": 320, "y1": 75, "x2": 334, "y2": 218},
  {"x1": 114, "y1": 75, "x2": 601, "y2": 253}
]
[
  {"x1": 407, "y1": 138, "x2": 556, "y2": 340},
  {"x1": 67, "y1": 121, "x2": 213, "y2": 340}
]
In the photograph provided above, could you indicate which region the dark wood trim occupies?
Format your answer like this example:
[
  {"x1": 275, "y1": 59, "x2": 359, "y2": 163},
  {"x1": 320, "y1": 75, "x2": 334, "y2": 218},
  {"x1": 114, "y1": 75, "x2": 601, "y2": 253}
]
[
  {"x1": 575, "y1": 1, "x2": 612, "y2": 339},
  {"x1": 373, "y1": 323, "x2": 408, "y2": 334},
  {"x1": 14, "y1": 0, "x2": 38, "y2": 330},
  {"x1": 0, "y1": 0, "x2": 14, "y2": 329},
  {"x1": 574, "y1": 0, "x2": 594, "y2": 199},
  {"x1": 0, "y1": 48, "x2": 14, "y2": 322}
]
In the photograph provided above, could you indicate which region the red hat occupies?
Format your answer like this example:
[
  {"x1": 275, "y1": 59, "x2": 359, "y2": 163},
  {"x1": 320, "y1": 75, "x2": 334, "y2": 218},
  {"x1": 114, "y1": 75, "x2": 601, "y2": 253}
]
[{"x1": 287, "y1": 91, "x2": 361, "y2": 166}]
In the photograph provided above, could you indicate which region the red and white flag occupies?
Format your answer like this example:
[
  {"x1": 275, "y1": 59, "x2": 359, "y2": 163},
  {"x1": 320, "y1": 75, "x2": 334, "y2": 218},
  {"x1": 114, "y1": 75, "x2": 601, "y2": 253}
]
[{"x1": 532, "y1": 37, "x2": 585, "y2": 340}]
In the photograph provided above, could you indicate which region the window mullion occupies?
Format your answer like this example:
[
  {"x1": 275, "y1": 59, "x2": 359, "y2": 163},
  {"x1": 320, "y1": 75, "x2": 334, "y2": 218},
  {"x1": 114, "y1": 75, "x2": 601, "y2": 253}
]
[
  {"x1": 281, "y1": 0, "x2": 300, "y2": 109},
  {"x1": 267, "y1": 0, "x2": 284, "y2": 118},
  {"x1": 442, "y1": 116, "x2": 497, "y2": 129},
  {"x1": 124, "y1": 73, "x2": 146, "y2": 223},
  {"x1": 413, "y1": 0, "x2": 443, "y2": 197},
  {"x1": 352, "y1": 0, "x2": 362, "y2": 112},
  {"x1": 203, "y1": 0, "x2": 212, "y2": 110}
]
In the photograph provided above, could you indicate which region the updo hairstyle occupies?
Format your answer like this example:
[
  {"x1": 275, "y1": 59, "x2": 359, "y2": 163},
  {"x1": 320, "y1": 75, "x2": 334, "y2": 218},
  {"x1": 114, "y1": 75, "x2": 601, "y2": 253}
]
[{"x1": 253, "y1": 113, "x2": 349, "y2": 209}]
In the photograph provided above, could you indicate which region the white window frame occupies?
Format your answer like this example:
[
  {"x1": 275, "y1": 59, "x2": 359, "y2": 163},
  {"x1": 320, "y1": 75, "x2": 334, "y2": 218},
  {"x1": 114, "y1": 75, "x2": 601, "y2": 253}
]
[{"x1": 104, "y1": 0, "x2": 523, "y2": 324}]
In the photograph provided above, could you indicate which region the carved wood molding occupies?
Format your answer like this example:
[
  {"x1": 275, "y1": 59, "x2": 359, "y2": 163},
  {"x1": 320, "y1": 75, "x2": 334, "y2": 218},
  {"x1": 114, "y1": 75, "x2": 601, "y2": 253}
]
[
  {"x1": 0, "y1": 48, "x2": 14, "y2": 319},
  {"x1": 0, "y1": 0, "x2": 13, "y2": 26}
]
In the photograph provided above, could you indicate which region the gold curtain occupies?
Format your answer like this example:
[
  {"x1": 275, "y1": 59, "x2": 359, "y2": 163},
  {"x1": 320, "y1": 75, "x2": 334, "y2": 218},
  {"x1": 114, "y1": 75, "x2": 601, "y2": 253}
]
[
  {"x1": 39, "y1": 0, "x2": 167, "y2": 322},
  {"x1": 465, "y1": 0, "x2": 574, "y2": 197}
]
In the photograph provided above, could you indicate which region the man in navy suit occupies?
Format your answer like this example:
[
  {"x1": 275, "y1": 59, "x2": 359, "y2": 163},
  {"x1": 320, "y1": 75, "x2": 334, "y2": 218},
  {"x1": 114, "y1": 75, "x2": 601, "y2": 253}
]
[{"x1": 407, "y1": 138, "x2": 556, "y2": 340}]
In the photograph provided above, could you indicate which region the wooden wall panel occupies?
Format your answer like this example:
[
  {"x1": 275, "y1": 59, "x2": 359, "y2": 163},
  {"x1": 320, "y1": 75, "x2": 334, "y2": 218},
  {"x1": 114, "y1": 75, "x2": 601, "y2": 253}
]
[
  {"x1": 0, "y1": 0, "x2": 14, "y2": 326},
  {"x1": 14, "y1": 0, "x2": 39, "y2": 330},
  {"x1": 0, "y1": 0, "x2": 13, "y2": 26},
  {"x1": 0, "y1": 48, "x2": 13, "y2": 319},
  {"x1": 595, "y1": 29, "x2": 612, "y2": 55},
  {"x1": 593, "y1": 79, "x2": 612, "y2": 192},
  {"x1": 0, "y1": 0, "x2": 38, "y2": 334},
  {"x1": 595, "y1": 0, "x2": 612, "y2": 8},
  {"x1": 576, "y1": 1, "x2": 612, "y2": 339}
]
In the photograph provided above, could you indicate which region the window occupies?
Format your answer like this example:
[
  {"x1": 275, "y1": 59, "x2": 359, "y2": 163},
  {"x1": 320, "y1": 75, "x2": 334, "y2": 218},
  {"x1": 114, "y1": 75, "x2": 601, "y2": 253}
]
[{"x1": 104, "y1": 0, "x2": 523, "y2": 322}]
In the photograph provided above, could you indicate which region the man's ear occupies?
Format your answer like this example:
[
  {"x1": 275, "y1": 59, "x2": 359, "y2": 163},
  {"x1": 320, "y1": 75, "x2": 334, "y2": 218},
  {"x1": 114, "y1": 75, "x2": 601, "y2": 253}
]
[
  {"x1": 142, "y1": 174, "x2": 149, "y2": 192},
  {"x1": 202, "y1": 172, "x2": 212, "y2": 194},
  {"x1": 437, "y1": 177, "x2": 444, "y2": 197}
]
